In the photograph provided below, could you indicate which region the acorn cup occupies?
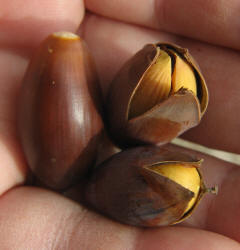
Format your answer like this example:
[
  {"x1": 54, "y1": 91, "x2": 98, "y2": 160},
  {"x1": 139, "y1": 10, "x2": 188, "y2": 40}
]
[
  {"x1": 85, "y1": 146, "x2": 217, "y2": 227},
  {"x1": 18, "y1": 32, "x2": 104, "y2": 190},
  {"x1": 107, "y1": 43, "x2": 208, "y2": 148}
]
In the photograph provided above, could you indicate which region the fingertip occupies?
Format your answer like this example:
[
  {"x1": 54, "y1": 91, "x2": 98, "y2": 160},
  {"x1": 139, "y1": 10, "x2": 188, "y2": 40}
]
[{"x1": 0, "y1": 0, "x2": 85, "y2": 49}]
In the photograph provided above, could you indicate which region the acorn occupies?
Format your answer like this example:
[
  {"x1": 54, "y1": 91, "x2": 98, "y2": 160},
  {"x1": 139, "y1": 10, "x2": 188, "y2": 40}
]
[
  {"x1": 107, "y1": 43, "x2": 208, "y2": 147},
  {"x1": 18, "y1": 32, "x2": 104, "y2": 190},
  {"x1": 85, "y1": 146, "x2": 216, "y2": 227}
]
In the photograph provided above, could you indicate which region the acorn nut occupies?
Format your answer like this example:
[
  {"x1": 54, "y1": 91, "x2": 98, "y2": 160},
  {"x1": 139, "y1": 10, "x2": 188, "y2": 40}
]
[
  {"x1": 18, "y1": 32, "x2": 104, "y2": 190},
  {"x1": 107, "y1": 43, "x2": 208, "y2": 148},
  {"x1": 85, "y1": 146, "x2": 216, "y2": 227}
]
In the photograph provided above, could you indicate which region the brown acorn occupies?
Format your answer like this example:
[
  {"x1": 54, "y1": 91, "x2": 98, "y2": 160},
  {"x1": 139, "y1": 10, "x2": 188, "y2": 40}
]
[
  {"x1": 107, "y1": 43, "x2": 208, "y2": 148},
  {"x1": 85, "y1": 146, "x2": 216, "y2": 227},
  {"x1": 18, "y1": 32, "x2": 104, "y2": 189}
]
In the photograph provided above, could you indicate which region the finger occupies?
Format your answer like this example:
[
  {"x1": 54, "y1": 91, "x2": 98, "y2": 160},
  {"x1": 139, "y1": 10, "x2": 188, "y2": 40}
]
[
  {"x1": 138, "y1": 227, "x2": 240, "y2": 250},
  {"x1": 0, "y1": 1, "x2": 85, "y2": 195},
  {"x1": 80, "y1": 15, "x2": 240, "y2": 154},
  {"x1": 85, "y1": 0, "x2": 240, "y2": 50},
  {"x1": 0, "y1": 50, "x2": 28, "y2": 195},
  {"x1": 0, "y1": 0, "x2": 84, "y2": 50},
  {"x1": 0, "y1": 186, "x2": 138, "y2": 249},
  {"x1": 0, "y1": 187, "x2": 239, "y2": 249}
]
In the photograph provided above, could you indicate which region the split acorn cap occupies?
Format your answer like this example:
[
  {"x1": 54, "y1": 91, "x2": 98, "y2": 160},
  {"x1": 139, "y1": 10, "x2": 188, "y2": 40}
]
[
  {"x1": 107, "y1": 43, "x2": 208, "y2": 148},
  {"x1": 85, "y1": 146, "x2": 216, "y2": 227}
]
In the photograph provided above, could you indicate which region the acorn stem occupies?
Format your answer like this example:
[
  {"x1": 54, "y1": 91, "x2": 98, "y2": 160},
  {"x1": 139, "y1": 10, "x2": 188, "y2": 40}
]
[{"x1": 206, "y1": 185, "x2": 218, "y2": 195}]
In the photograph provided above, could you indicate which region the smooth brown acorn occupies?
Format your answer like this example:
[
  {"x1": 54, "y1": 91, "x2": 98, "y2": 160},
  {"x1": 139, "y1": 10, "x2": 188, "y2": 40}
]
[
  {"x1": 18, "y1": 32, "x2": 104, "y2": 190},
  {"x1": 107, "y1": 43, "x2": 208, "y2": 148},
  {"x1": 85, "y1": 146, "x2": 216, "y2": 227}
]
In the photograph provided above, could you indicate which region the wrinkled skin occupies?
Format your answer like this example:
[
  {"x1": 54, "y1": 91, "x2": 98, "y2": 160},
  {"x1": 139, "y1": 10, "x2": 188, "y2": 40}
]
[{"x1": 0, "y1": 1, "x2": 240, "y2": 249}]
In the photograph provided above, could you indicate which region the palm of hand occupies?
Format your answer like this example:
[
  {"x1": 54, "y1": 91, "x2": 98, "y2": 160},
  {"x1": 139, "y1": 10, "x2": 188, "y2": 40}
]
[{"x1": 0, "y1": 1, "x2": 240, "y2": 249}]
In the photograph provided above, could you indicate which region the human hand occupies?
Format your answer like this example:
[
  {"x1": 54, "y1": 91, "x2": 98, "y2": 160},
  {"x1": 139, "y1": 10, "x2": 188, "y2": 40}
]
[{"x1": 0, "y1": 1, "x2": 240, "y2": 249}]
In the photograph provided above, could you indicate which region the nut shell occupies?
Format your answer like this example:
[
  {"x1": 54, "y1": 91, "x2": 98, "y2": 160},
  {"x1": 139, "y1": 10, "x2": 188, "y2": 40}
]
[{"x1": 18, "y1": 32, "x2": 104, "y2": 189}]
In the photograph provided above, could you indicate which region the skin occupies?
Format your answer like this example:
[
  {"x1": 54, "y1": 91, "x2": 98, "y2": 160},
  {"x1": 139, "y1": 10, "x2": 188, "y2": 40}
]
[{"x1": 0, "y1": 0, "x2": 240, "y2": 249}]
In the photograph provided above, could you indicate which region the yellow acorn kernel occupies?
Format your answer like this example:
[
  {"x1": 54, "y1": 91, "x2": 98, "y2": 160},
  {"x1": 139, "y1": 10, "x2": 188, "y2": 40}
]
[
  {"x1": 151, "y1": 163, "x2": 200, "y2": 214},
  {"x1": 129, "y1": 49, "x2": 171, "y2": 119},
  {"x1": 170, "y1": 50, "x2": 197, "y2": 95}
]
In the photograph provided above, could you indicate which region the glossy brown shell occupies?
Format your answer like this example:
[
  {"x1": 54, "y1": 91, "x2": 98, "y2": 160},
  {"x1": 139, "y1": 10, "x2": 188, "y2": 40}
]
[
  {"x1": 18, "y1": 33, "x2": 104, "y2": 189},
  {"x1": 85, "y1": 146, "x2": 206, "y2": 227},
  {"x1": 107, "y1": 43, "x2": 208, "y2": 148}
]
